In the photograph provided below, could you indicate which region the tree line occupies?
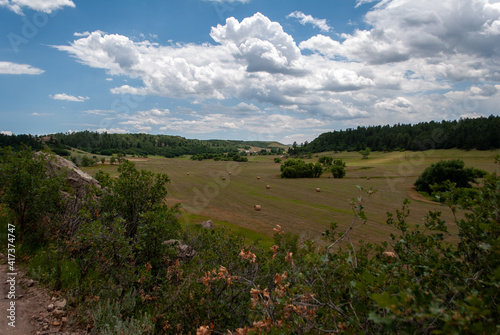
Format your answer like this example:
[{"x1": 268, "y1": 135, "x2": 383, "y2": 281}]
[
  {"x1": 299, "y1": 115, "x2": 500, "y2": 153},
  {"x1": 0, "y1": 131, "x2": 283, "y2": 158}
]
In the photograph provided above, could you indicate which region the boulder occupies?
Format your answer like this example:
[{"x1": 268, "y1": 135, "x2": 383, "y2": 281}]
[
  {"x1": 201, "y1": 219, "x2": 214, "y2": 229},
  {"x1": 163, "y1": 239, "x2": 197, "y2": 260},
  {"x1": 34, "y1": 152, "x2": 100, "y2": 194}
]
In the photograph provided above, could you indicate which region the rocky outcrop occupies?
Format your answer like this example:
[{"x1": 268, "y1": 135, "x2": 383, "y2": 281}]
[{"x1": 34, "y1": 152, "x2": 100, "y2": 194}]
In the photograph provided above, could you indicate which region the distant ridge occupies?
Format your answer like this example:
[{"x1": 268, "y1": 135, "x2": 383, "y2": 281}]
[
  {"x1": 300, "y1": 116, "x2": 500, "y2": 153},
  {"x1": 0, "y1": 131, "x2": 285, "y2": 157}
]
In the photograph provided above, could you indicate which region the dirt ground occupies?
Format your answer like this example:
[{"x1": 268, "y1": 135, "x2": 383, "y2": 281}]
[
  {"x1": 406, "y1": 185, "x2": 441, "y2": 205},
  {"x1": 0, "y1": 254, "x2": 86, "y2": 335}
]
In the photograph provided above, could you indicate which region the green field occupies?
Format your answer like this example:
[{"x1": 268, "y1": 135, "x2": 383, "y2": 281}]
[{"x1": 82, "y1": 149, "x2": 500, "y2": 245}]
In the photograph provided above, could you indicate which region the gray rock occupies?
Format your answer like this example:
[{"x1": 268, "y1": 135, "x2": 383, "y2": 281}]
[
  {"x1": 34, "y1": 152, "x2": 100, "y2": 194},
  {"x1": 201, "y1": 219, "x2": 214, "y2": 229},
  {"x1": 53, "y1": 299, "x2": 67, "y2": 310},
  {"x1": 163, "y1": 240, "x2": 196, "y2": 260},
  {"x1": 53, "y1": 309, "x2": 67, "y2": 318}
]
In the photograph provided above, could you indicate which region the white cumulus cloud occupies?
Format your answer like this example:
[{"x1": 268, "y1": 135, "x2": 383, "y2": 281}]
[
  {"x1": 0, "y1": 61, "x2": 44, "y2": 75},
  {"x1": 50, "y1": 93, "x2": 89, "y2": 102},
  {"x1": 287, "y1": 11, "x2": 332, "y2": 32},
  {"x1": 0, "y1": 0, "x2": 75, "y2": 15},
  {"x1": 54, "y1": 7, "x2": 500, "y2": 130}
]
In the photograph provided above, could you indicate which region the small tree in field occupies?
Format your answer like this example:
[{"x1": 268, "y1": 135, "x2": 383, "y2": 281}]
[
  {"x1": 331, "y1": 159, "x2": 346, "y2": 178},
  {"x1": 319, "y1": 156, "x2": 333, "y2": 166},
  {"x1": 359, "y1": 147, "x2": 371, "y2": 159}
]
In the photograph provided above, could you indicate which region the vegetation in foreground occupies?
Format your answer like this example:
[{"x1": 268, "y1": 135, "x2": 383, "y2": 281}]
[{"x1": 1, "y1": 147, "x2": 499, "y2": 334}]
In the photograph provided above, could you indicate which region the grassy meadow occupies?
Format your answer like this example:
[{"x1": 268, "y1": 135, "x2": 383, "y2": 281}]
[{"x1": 81, "y1": 149, "x2": 500, "y2": 246}]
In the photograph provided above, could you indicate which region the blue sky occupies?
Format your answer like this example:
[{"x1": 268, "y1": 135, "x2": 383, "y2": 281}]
[{"x1": 1, "y1": 0, "x2": 500, "y2": 144}]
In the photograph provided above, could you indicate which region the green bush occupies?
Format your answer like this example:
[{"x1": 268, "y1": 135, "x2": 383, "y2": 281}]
[
  {"x1": 280, "y1": 158, "x2": 323, "y2": 178},
  {"x1": 319, "y1": 156, "x2": 334, "y2": 166},
  {"x1": 414, "y1": 159, "x2": 486, "y2": 194},
  {"x1": 331, "y1": 159, "x2": 346, "y2": 178},
  {"x1": 0, "y1": 148, "x2": 65, "y2": 245}
]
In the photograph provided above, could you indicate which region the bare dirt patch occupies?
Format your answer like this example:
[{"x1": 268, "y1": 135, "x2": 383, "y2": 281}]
[
  {"x1": 126, "y1": 157, "x2": 151, "y2": 162},
  {"x1": 406, "y1": 186, "x2": 441, "y2": 205},
  {"x1": 0, "y1": 254, "x2": 86, "y2": 335}
]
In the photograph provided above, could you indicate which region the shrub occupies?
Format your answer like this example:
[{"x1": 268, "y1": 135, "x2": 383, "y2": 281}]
[
  {"x1": 318, "y1": 156, "x2": 333, "y2": 166},
  {"x1": 331, "y1": 159, "x2": 346, "y2": 178},
  {"x1": 280, "y1": 158, "x2": 323, "y2": 178},
  {"x1": 0, "y1": 148, "x2": 65, "y2": 245},
  {"x1": 414, "y1": 159, "x2": 486, "y2": 194}
]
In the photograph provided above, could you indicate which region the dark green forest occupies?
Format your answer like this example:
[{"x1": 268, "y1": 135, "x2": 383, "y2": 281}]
[
  {"x1": 0, "y1": 131, "x2": 282, "y2": 158},
  {"x1": 298, "y1": 115, "x2": 500, "y2": 153},
  {"x1": 1, "y1": 116, "x2": 499, "y2": 157}
]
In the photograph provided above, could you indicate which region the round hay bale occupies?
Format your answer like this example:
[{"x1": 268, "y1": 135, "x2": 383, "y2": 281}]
[
  {"x1": 382, "y1": 251, "x2": 397, "y2": 259},
  {"x1": 254, "y1": 205, "x2": 261, "y2": 211},
  {"x1": 316, "y1": 188, "x2": 321, "y2": 192},
  {"x1": 257, "y1": 176, "x2": 261, "y2": 180},
  {"x1": 186, "y1": 172, "x2": 190, "y2": 176},
  {"x1": 266, "y1": 185, "x2": 271, "y2": 189},
  {"x1": 222, "y1": 177, "x2": 226, "y2": 181},
  {"x1": 366, "y1": 177, "x2": 371, "y2": 180},
  {"x1": 228, "y1": 172, "x2": 232, "y2": 175}
]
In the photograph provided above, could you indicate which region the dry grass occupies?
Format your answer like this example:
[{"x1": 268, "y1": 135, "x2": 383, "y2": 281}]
[{"x1": 83, "y1": 149, "x2": 500, "y2": 245}]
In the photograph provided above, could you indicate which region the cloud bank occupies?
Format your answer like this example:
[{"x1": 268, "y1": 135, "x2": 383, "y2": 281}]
[{"x1": 53, "y1": 1, "x2": 500, "y2": 138}]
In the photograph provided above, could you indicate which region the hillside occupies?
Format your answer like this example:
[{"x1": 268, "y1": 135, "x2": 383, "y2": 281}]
[
  {"x1": 300, "y1": 115, "x2": 500, "y2": 153},
  {"x1": 0, "y1": 131, "x2": 286, "y2": 158}
]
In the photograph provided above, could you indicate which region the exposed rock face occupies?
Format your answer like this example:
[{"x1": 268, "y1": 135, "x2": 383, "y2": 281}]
[
  {"x1": 163, "y1": 240, "x2": 197, "y2": 261},
  {"x1": 34, "y1": 152, "x2": 100, "y2": 193},
  {"x1": 201, "y1": 219, "x2": 214, "y2": 229}
]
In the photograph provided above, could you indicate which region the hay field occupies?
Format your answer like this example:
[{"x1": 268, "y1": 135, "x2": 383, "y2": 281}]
[{"x1": 83, "y1": 149, "x2": 500, "y2": 245}]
